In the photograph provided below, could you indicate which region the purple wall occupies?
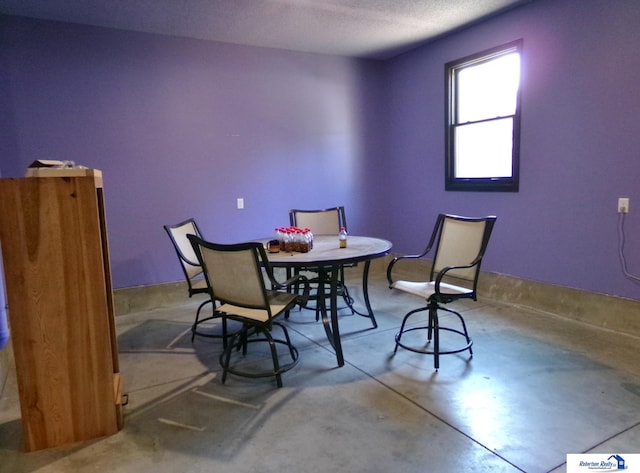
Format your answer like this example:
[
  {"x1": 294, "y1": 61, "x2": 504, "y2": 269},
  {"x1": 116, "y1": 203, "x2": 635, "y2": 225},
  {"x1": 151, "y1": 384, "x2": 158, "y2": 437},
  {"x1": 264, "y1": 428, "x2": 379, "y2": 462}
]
[
  {"x1": 0, "y1": 16, "x2": 386, "y2": 289},
  {"x1": 1, "y1": 0, "x2": 639, "y2": 300},
  {"x1": 376, "y1": 0, "x2": 640, "y2": 300}
]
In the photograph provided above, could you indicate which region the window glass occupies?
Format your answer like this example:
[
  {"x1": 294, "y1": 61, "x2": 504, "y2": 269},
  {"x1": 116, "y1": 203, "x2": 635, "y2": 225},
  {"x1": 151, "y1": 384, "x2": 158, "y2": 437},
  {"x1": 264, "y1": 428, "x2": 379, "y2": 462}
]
[
  {"x1": 457, "y1": 53, "x2": 520, "y2": 123},
  {"x1": 446, "y1": 40, "x2": 522, "y2": 192},
  {"x1": 455, "y1": 119, "x2": 514, "y2": 178}
]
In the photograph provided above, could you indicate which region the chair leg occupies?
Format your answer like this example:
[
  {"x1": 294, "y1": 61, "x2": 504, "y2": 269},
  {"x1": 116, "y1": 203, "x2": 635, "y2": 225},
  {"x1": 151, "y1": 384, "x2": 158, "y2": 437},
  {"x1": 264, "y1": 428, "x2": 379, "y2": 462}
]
[
  {"x1": 262, "y1": 329, "x2": 283, "y2": 388},
  {"x1": 430, "y1": 306, "x2": 440, "y2": 371},
  {"x1": 395, "y1": 301, "x2": 472, "y2": 370},
  {"x1": 458, "y1": 313, "x2": 473, "y2": 358},
  {"x1": 222, "y1": 318, "x2": 228, "y2": 350},
  {"x1": 307, "y1": 270, "x2": 354, "y2": 322},
  {"x1": 442, "y1": 306, "x2": 474, "y2": 358},
  {"x1": 339, "y1": 283, "x2": 355, "y2": 315},
  {"x1": 275, "y1": 322, "x2": 297, "y2": 359},
  {"x1": 191, "y1": 299, "x2": 232, "y2": 347},
  {"x1": 426, "y1": 309, "x2": 433, "y2": 343},
  {"x1": 394, "y1": 306, "x2": 428, "y2": 353},
  {"x1": 240, "y1": 326, "x2": 249, "y2": 355},
  {"x1": 313, "y1": 282, "x2": 322, "y2": 321},
  {"x1": 217, "y1": 322, "x2": 298, "y2": 388},
  {"x1": 191, "y1": 299, "x2": 212, "y2": 342},
  {"x1": 285, "y1": 268, "x2": 294, "y2": 319},
  {"x1": 220, "y1": 330, "x2": 242, "y2": 385}
]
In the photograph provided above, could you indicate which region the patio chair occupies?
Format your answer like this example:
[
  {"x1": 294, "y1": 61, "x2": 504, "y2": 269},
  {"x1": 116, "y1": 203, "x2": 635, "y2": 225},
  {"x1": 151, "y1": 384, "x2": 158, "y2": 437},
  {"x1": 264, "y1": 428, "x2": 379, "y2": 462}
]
[
  {"x1": 386, "y1": 214, "x2": 496, "y2": 370},
  {"x1": 188, "y1": 235, "x2": 309, "y2": 388},
  {"x1": 164, "y1": 218, "x2": 228, "y2": 344},
  {"x1": 289, "y1": 206, "x2": 355, "y2": 319}
]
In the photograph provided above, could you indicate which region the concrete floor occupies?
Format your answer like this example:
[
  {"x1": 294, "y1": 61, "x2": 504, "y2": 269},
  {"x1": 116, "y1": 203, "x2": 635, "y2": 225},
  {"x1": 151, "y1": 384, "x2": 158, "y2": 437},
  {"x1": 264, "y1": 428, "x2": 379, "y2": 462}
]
[{"x1": 1, "y1": 264, "x2": 640, "y2": 473}]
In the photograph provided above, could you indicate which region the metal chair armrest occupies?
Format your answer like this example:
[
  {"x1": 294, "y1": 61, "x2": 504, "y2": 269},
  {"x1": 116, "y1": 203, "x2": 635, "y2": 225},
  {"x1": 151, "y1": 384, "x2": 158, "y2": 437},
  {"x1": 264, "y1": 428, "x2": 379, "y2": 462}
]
[
  {"x1": 433, "y1": 257, "x2": 482, "y2": 295},
  {"x1": 386, "y1": 252, "x2": 429, "y2": 288},
  {"x1": 271, "y1": 273, "x2": 310, "y2": 307}
]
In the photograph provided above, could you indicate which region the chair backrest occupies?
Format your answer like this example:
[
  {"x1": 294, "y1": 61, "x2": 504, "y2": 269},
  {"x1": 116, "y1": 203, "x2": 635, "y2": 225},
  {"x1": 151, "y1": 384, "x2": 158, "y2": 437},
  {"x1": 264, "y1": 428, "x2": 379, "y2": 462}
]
[
  {"x1": 431, "y1": 214, "x2": 496, "y2": 283},
  {"x1": 188, "y1": 236, "x2": 272, "y2": 314},
  {"x1": 289, "y1": 206, "x2": 347, "y2": 235},
  {"x1": 164, "y1": 218, "x2": 204, "y2": 282}
]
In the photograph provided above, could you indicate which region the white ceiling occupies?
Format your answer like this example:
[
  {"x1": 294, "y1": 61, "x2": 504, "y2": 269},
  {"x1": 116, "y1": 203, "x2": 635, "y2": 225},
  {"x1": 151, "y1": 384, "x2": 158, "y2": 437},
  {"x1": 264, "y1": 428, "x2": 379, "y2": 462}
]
[{"x1": 0, "y1": 0, "x2": 532, "y2": 59}]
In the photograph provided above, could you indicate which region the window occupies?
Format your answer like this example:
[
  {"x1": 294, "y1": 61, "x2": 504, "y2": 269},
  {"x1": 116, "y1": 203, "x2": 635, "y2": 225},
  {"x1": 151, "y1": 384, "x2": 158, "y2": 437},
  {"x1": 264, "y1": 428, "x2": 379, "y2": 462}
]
[{"x1": 445, "y1": 39, "x2": 522, "y2": 192}]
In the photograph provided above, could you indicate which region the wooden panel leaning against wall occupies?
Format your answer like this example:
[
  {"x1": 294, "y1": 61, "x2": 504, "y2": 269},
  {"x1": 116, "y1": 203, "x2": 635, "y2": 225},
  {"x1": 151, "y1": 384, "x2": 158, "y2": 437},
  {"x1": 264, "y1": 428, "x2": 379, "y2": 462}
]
[{"x1": 0, "y1": 169, "x2": 124, "y2": 452}]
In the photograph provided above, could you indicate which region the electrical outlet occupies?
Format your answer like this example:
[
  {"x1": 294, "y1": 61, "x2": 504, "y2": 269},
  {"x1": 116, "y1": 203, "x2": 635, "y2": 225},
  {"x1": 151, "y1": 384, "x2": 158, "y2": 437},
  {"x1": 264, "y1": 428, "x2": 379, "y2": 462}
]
[
  {"x1": 237, "y1": 198, "x2": 244, "y2": 209},
  {"x1": 618, "y1": 197, "x2": 630, "y2": 213}
]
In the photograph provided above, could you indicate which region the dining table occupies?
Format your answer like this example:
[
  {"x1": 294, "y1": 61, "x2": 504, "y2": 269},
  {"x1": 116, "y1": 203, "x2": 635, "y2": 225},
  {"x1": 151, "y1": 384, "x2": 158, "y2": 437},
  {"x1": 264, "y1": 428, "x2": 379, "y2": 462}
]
[{"x1": 263, "y1": 235, "x2": 392, "y2": 367}]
